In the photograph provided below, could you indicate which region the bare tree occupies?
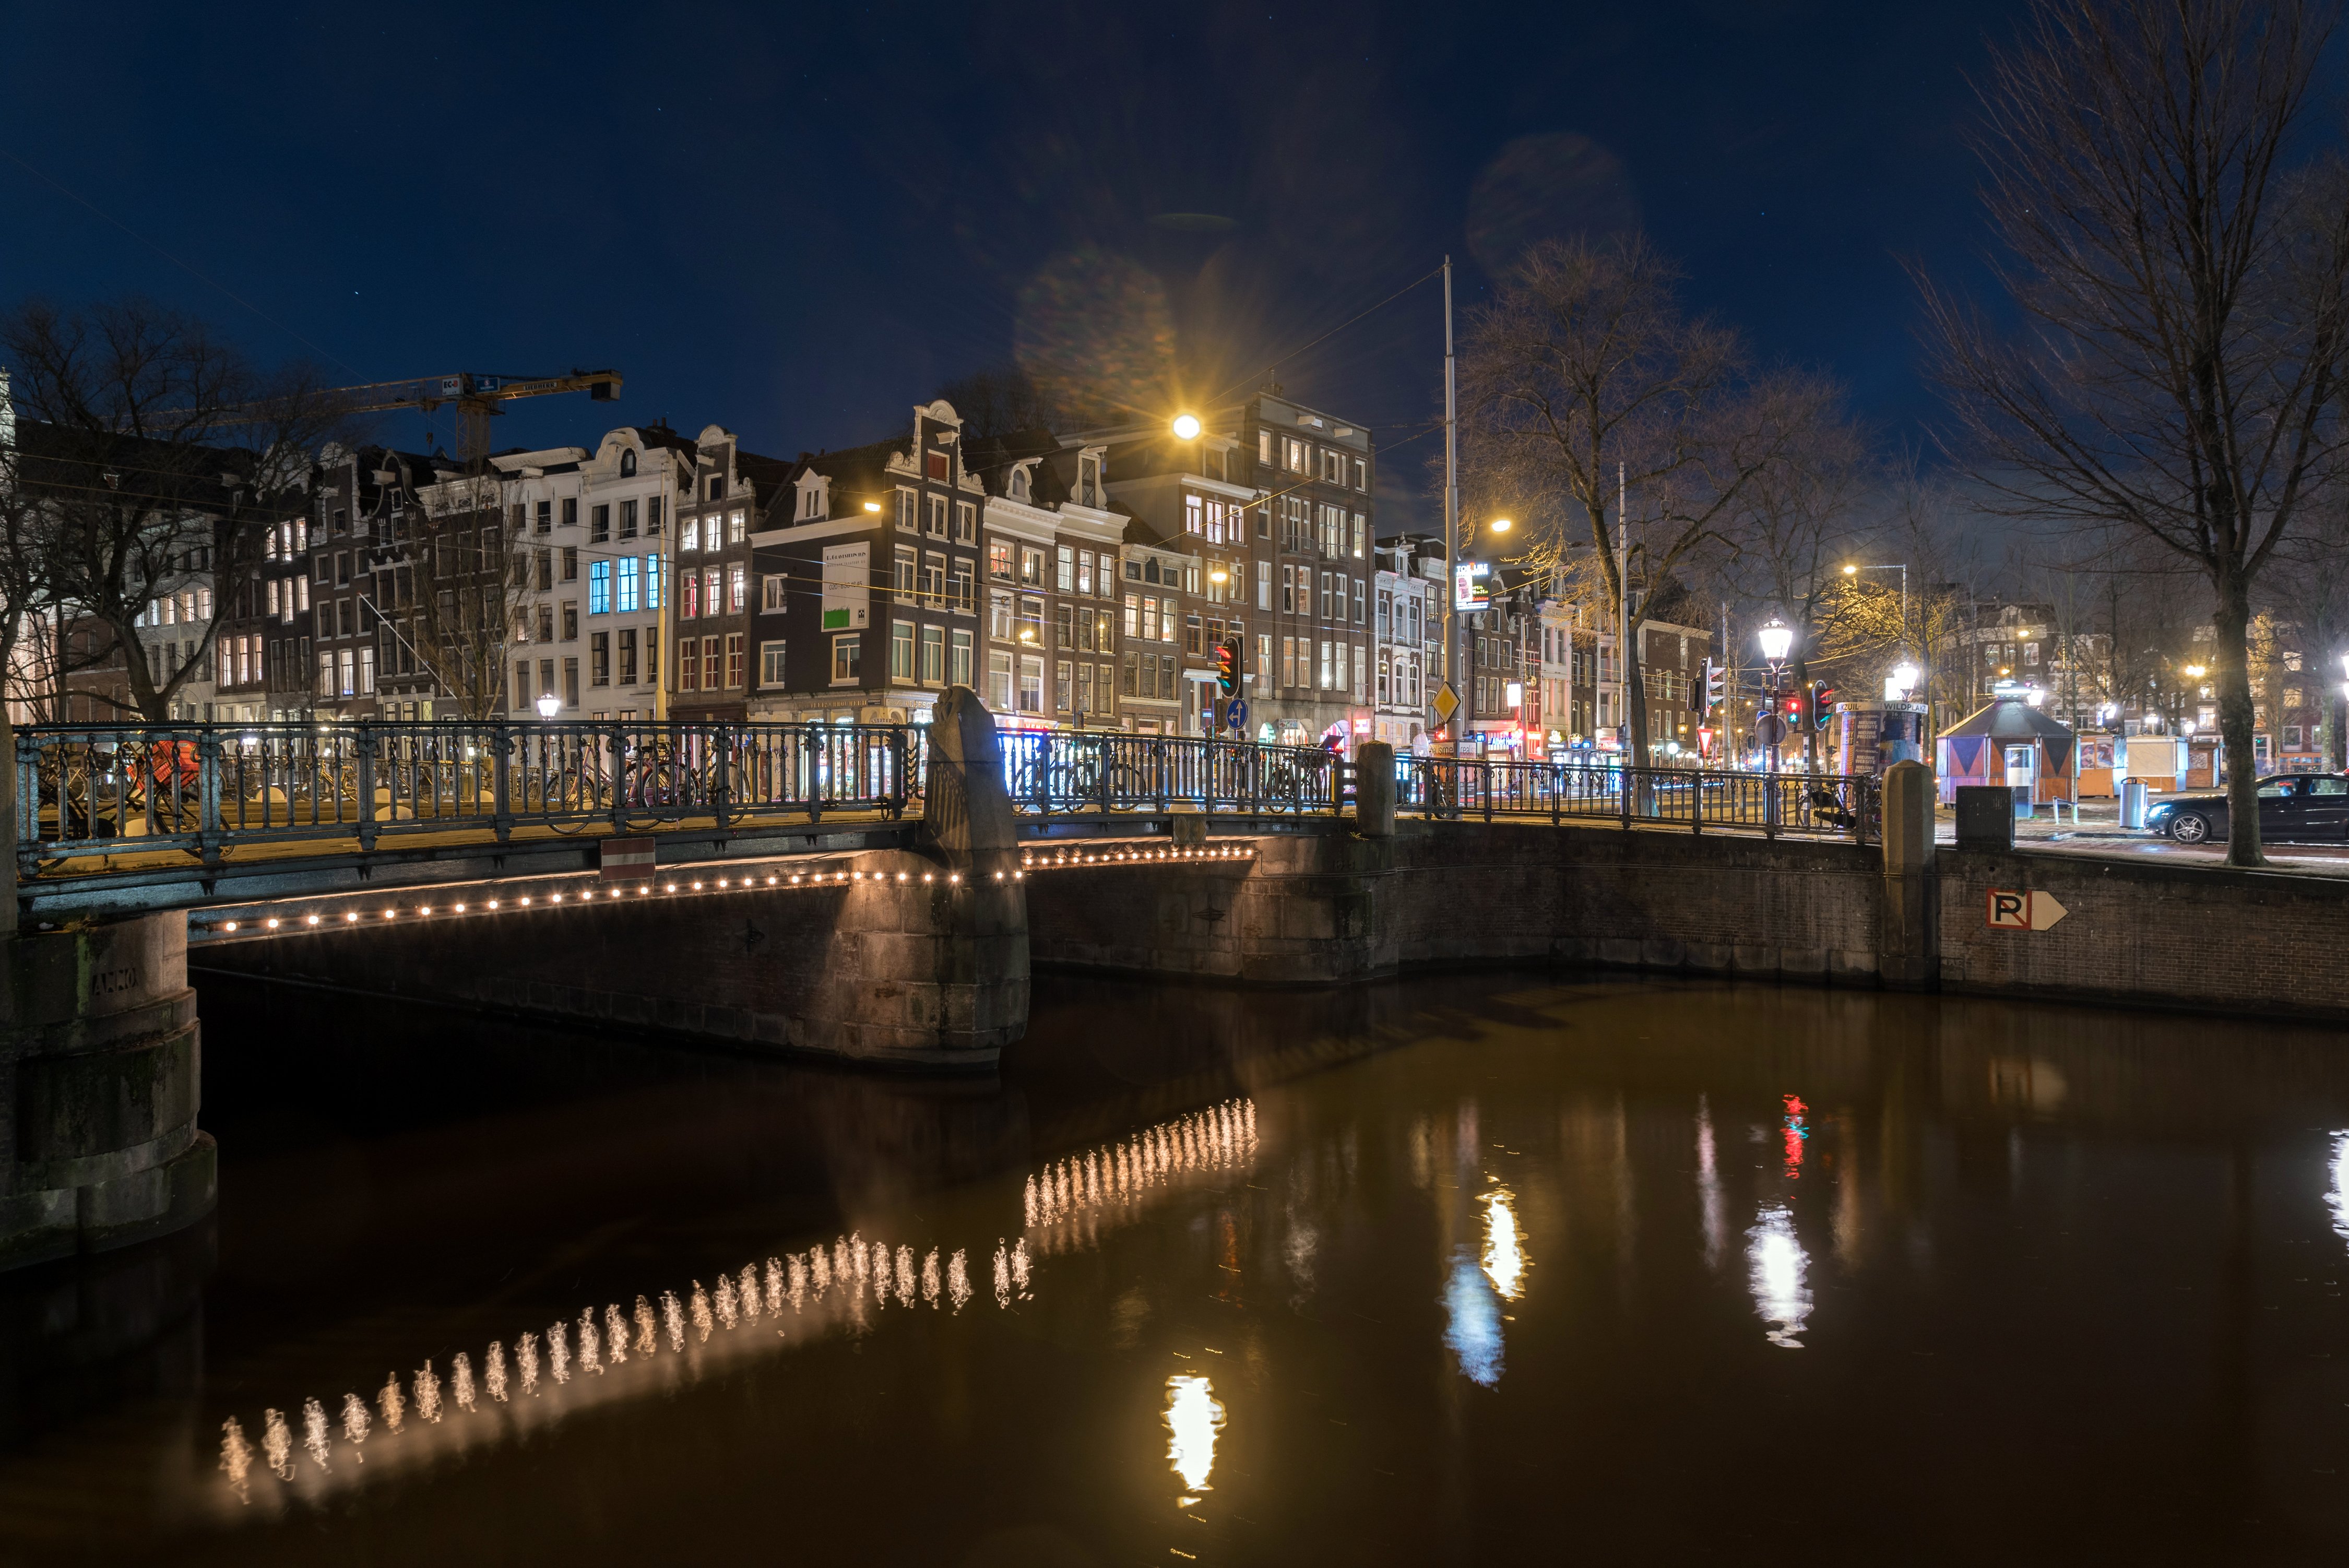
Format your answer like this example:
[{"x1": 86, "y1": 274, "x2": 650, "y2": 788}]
[
  {"x1": 2263, "y1": 501, "x2": 2349, "y2": 763},
  {"x1": 1920, "y1": 0, "x2": 2349, "y2": 865},
  {"x1": 0, "y1": 296, "x2": 345, "y2": 721},
  {"x1": 1457, "y1": 234, "x2": 1825, "y2": 765}
]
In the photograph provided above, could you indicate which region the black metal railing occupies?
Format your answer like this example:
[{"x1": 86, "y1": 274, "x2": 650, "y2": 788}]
[
  {"x1": 1000, "y1": 732, "x2": 1343, "y2": 817},
  {"x1": 15, "y1": 720, "x2": 1877, "y2": 883},
  {"x1": 16, "y1": 719, "x2": 922, "y2": 876},
  {"x1": 1396, "y1": 756, "x2": 1880, "y2": 843}
]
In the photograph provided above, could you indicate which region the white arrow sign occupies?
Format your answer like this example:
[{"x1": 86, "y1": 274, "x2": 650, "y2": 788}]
[{"x1": 1987, "y1": 889, "x2": 2069, "y2": 931}]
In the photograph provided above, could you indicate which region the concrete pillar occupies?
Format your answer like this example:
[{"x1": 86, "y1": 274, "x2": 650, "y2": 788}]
[
  {"x1": 0, "y1": 914, "x2": 216, "y2": 1270},
  {"x1": 1353, "y1": 742, "x2": 1396, "y2": 838},
  {"x1": 1878, "y1": 759, "x2": 1940, "y2": 990}
]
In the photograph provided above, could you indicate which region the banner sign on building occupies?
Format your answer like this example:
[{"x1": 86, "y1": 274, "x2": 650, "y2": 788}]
[{"x1": 821, "y1": 543, "x2": 870, "y2": 631}]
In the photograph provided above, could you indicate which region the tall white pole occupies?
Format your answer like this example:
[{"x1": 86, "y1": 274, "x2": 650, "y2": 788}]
[{"x1": 1442, "y1": 257, "x2": 1460, "y2": 742}]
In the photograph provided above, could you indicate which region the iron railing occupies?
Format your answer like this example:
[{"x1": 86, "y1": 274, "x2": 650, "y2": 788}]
[
  {"x1": 15, "y1": 720, "x2": 1878, "y2": 882},
  {"x1": 17, "y1": 720, "x2": 922, "y2": 875},
  {"x1": 1396, "y1": 757, "x2": 1880, "y2": 843},
  {"x1": 1000, "y1": 731, "x2": 1343, "y2": 817}
]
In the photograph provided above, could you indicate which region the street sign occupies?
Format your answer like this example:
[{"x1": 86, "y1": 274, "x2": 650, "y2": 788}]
[
  {"x1": 1226, "y1": 699, "x2": 1248, "y2": 731},
  {"x1": 1986, "y1": 889, "x2": 2069, "y2": 931},
  {"x1": 1433, "y1": 683, "x2": 1461, "y2": 723},
  {"x1": 1754, "y1": 711, "x2": 1788, "y2": 746}
]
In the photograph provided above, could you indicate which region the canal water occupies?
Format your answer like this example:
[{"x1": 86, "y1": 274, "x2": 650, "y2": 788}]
[{"x1": 5, "y1": 970, "x2": 2349, "y2": 1563}]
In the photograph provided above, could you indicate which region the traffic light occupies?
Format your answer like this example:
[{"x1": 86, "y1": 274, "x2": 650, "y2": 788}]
[
  {"x1": 1214, "y1": 637, "x2": 1239, "y2": 697},
  {"x1": 1704, "y1": 659, "x2": 1726, "y2": 711},
  {"x1": 1782, "y1": 688, "x2": 1805, "y2": 727},
  {"x1": 1811, "y1": 682, "x2": 1836, "y2": 730}
]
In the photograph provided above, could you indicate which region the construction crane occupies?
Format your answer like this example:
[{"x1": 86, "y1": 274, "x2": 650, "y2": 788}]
[{"x1": 324, "y1": 370, "x2": 622, "y2": 461}]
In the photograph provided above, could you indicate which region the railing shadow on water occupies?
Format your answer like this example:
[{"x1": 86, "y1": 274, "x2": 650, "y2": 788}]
[
  {"x1": 1394, "y1": 756, "x2": 1880, "y2": 844},
  {"x1": 13, "y1": 722, "x2": 1869, "y2": 882}
]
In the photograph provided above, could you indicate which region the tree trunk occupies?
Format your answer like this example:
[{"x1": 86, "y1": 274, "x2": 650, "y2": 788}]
[
  {"x1": 1624, "y1": 621, "x2": 1648, "y2": 768},
  {"x1": 2211, "y1": 570, "x2": 2262, "y2": 866}
]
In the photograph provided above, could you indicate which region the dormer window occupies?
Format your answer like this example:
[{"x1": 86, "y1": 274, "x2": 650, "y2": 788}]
[
  {"x1": 620, "y1": 449, "x2": 637, "y2": 477},
  {"x1": 926, "y1": 450, "x2": 950, "y2": 481},
  {"x1": 709, "y1": 476, "x2": 727, "y2": 501},
  {"x1": 1010, "y1": 465, "x2": 1030, "y2": 501},
  {"x1": 1077, "y1": 450, "x2": 1105, "y2": 508},
  {"x1": 796, "y1": 472, "x2": 831, "y2": 522}
]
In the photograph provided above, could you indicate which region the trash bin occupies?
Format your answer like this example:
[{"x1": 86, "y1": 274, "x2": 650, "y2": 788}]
[{"x1": 2118, "y1": 777, "x2": 2148, "y2": 830}]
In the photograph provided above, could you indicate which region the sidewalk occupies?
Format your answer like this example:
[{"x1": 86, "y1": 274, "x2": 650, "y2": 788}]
[{"x1": 1933, "y1": 793, "x2": 2349, "y2": 878}]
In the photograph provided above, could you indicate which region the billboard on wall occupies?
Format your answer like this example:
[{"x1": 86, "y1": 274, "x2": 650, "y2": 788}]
[
  {"x1": 1454, "y1": 560, "x2": 1492, "y2": 613},
  {"x1": 821, "y1": 543, "x2": 870, "y2": 631}
]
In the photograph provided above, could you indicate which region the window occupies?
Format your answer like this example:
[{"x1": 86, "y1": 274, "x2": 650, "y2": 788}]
[
  {"x1": 619, "y1": 628, "x2": 638, "y2": 684},
  {"x1": 645, "y1": 554, "x2": 663, "y2": 610},
  {"x1": 562, "y1": 498, "x2": 579, "y2": 530},
  {"x1": 683, "y1": 515, "x2": 702, "y2": 553},
  {"x1": 954, "y1": 501, "x2": 976, "y2": 544},
  {"x1": 949, "y1": 558, "x2": 975, "y2": 613},
  {"x1": 514, "y1": 662, "x2": 531, "y2": 711},
  {"x1": 920, "y1": 625, "x2": 943, "y2": 685},
  {"x1": 620, "y1": 449, "x2": 637, "y2": 478},
  {"x1": 1354, "y1": 458, "x2": 1368, "y2": 491},
  {"x1": 1259, "y1": 429, "x2": 1273, "y2": 465},
  {"x1": 1077, "y1": 550, "x2": 1095, "y2": 596},
  {"x1": 562, "y1": 547, "x2": 579, "y2": 581},
  {"x1": 987, "y1": 651, "x2": 1013, "y2": 709},
  {"x1": 588, "y1": 560, "x2": 611, "y2": 614},
  {"x1": 1259, "y1": 560, "x2": 1272, "y2": 611},
  {"x1": 1019, "y1": 656, "x2": 1044, "y2": 713},
  {"x1": 1056, "y1": 603, "x2": 1074, "y2": 649},
  {"x1": 538, "y1": 605, "x2": 555, "y2": 643},
  {"x1": 590, "y1": 632, "x2": 610, "y2": 686},
  {"x1": 1352, "y1": 514, "x2": 1366, "y2": 557},
  {"x1": 990, "y1": 591, "x2": 1013, "y2": 639},
  {"x1": 1353, "y1": 644, "x2": 1367, "y2": 700},
  {"x1": 1021, "y1": 547, "x2": 1045, "y2": 586},
  {"x1": 895, "y1": 545, "x2": 918, "y2": 602},
  {"x1": 896, "y1": 489, "x2": 917, "y2": 531},
  {"x1": 729, "y1": 510, "x2": 746, "y2": 545},
  {"x1": 761, "y1": 639, "x2": 787, "y2": 685},
  {"x1": 1184, "y1": 494, "x2": 1203, "y2": 536},
  {"x1": 703, "y1": 567, "x2": 721, "y2": 619},
  {"x1": 591, "y1": 504, "x2": 610, "y2": 543},
  {"x1": 1354, "y1": 578, "x2": 1366, "y2": 625},
  {"x1": 709, "y1": 477, "x2": 727, "y2": 501},
  {"x1": 1057, "y1": 544, "x2": 1076, "y2": 591},
  {"x1": 988, "y1": 540, "x2": 1014, "y2": 579},
  {"x1": 928, "y1": 496, "x2": 948, "y2": 537},
  {"x1": 1283, "y1": 636, "x2": 1296, "y2": 688},
  {"x1": 702, "y1": 636, "x2": 720, "y2": 691},
  {"x1": 562, "y1": 601, "x2": 579, "y2": 640},
  {"x1": 1056, "y1": 660, "x2": 1073, "y2": 711},
  {"x1": 536, "y1": 500, "x2": 552, "y2": 533},
  {"x1": 729, "y1": 562, "x2": 746, "y2": 613},
  {"x1": 762, "y1": 574, "x2": 788, "y2": 613},
  {"x1": 1258, "y1": 634, "x2": 1271, "y2": 687},
  {"x1": 564, "y1": 657, "x2": 580, "y2": 707},
  {"x1": 618, "y1": 556, "x2": 641, "y2": 613},
  {"x1": 647, "y1": 496, "x2": 663, "y2": 536},
  {"x1": 921, "y1": 552, "x2": 945, "y2": 606},
  {"x1": 891, "y1": 621, "x2": 917, "y2": 680},
  {"x1": 725, "y1": 633, "x2": 745, "y2": 689},
  {"x1": 645, "y1": 634, "x2": 657, "y2": 684},
  {"x1": 1021, "y1": 595, "x2": 1045, "y2": 644},
  {"x1": 950, "y1": 627, "x2": 972, "y2": 687},
  {"x1": 620, "y1": 499, "x2": 638, "y2": 538}
]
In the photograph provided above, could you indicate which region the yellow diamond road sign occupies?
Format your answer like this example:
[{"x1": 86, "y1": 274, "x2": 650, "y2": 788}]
[{"x1": 1433, "y1": 683, "x2": 1460, "y2": 723}]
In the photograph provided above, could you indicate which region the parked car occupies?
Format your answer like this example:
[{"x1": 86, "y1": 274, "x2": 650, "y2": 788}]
[{"x1": 2145, "y1": 774, "x2": 2349, "y2": 844}]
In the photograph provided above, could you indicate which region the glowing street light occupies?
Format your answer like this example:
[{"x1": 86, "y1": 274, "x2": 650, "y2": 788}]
[
  {"x1": 863, "y1": 500, "x2": 882, "y2": 513},
  {"x1": 1170, "y1": 413, "x2": 1202, "y2": 441},
  {"x1": 535, "y1": 693, "x2": 560, "y2": 719},
  {"x1": 1758, "y1": 617, "x2": 1794, "y2": 666},
  {"x1": 1489, "y1": 516, "x2": 1512, "y2": 533}
]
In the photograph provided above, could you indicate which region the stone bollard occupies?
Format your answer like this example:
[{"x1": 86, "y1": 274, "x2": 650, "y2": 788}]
[
  {"x1": 0, "y1": 913, "x2": 216, "y2": 1269},
  {"x1": 1878, "y1": 760, "x2": 1940, "y2": 990},
  {"x1": 1352, "y1": 742, "x2": 1396, "y2": 838}
]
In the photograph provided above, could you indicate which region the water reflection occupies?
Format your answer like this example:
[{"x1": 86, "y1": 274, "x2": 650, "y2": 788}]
[
  {"x1": 1164, "y1": 1374, "x2": 1225, "y2": 1495},
  {"x1": 1746, "y1": 1204, "x2": 1812, "y2": 1349},
  {"x1": 2329, "y1": 1133, "x2": 2349, "y2": 1245},
  {"x1": 1444, "y1": 1249, "x2": 1505, "y2": 1387},
  {"x1": 1696, "y1": 1095, "x2": 1726, "y2": 1271},
  {"x1": 1481, "y1": 1185, "x2": 1526, "y2": 1300},
  {"x1": 1023, "y1": 1098, "x2": 1259, "y2": 1251}
]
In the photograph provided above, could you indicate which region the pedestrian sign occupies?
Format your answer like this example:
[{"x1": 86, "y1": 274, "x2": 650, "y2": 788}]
[{"x1": 1433, "y1": 683, "x2": 1460, "y2": 723}]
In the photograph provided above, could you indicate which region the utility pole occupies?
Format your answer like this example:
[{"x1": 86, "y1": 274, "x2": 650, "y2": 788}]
[
  {"x1": 1616, "y1": 461, "x2": 1629, "y2": 762},
  {"x1": 1442, "y1": 256, "x2": 1461, "y2": 749}
]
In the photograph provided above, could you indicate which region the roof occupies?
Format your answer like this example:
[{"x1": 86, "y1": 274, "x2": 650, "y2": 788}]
[{"x1": 1940, "y1": 696, "x2": 2076, "y2": 742}]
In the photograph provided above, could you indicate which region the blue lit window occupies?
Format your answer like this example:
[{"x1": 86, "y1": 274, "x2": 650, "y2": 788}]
[{"x1": 587, "y1": 560, "x2": 611, "y2": 615}]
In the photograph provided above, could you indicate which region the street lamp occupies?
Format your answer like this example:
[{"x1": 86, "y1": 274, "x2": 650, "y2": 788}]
[
  {"x1": 535, "y1": 693, "x2": 560, "y2": 719},
  {"x1": 1758, "y1": 617, "x2": 1795, "y2": 776},
  {"x1": 1489, "y1": 516, "x2": 1512, "y2": 533},
  {"x1": 1170, "y1": 413, "x2": 1202, "y2": 441}
]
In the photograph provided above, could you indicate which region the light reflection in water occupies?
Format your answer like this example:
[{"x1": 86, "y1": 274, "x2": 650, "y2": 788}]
[
  {"x1": 1164, "y1": 1374, "x2": 1226, "y2": 1494},
  {"x1": 212, "y1": 1097, "x2": 1255, "y2": 1513},
  {"x1": 2329, "y1": 1133, "x2": 2349, "y2": 1244},
  {"x1": 1781, "y1": 1095, "x2": 1809, "y2": 1181},
  {"x1": 1443, "y1": 1249, "x2": 1503, "y2": 1387},
  {"x1": 1695, "y1": 1096, "x2": 1725, "y2": 1272},
  {"x1": 1746, "y1": 1203, "x2": 1812, "y2": 1349},
  {"x1": 1481, "y1": 1185, "x2": 1525, "y2": 1301}
]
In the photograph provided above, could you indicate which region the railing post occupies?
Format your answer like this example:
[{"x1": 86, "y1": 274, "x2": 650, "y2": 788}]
[
  {"x1": 1691, "y1": 764, "x2": 1702, "y2": 835},
  {"x1": 714, "y1": 723, "x2": 735, "y2": 832},
  {"x1": 890, "y1": 727, "x2": 908, "y2": 819},
  {"x1": 196, "y1": 730, "x2": 225, "y2": 865},
  {"x1": 492, "y1": 720, "x2": 514, "y2": 845},
  {"x1": 1619, "y1": 762, "x2": 1631, "y2": 830},
  {"x1": 355, "y1": 722, "x2": 379, "y2": 852}
]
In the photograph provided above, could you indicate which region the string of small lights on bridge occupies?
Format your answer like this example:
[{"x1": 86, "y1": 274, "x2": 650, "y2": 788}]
[{"x1": 193, "y1": 841, "x2": 1256, "y2": 937}]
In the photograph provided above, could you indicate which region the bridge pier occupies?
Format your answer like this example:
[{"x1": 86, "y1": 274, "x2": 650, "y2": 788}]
[{"x1": 0, "y1": 914, "x2": 216, "y2": 1269}]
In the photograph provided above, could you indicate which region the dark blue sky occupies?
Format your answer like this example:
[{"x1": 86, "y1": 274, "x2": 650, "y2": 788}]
[{"x1": 3, "y1": 1, "x2": 2023, "y2": 529}]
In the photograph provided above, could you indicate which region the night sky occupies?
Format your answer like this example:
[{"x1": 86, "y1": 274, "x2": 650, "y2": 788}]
[{"x1": 3, "y1": 1, "x2": 2024, "y2": 529}]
